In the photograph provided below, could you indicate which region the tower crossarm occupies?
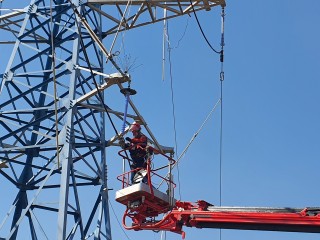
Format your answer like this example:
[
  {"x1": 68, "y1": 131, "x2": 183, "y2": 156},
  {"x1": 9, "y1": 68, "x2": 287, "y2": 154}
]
[{"x1": 86, "y1": 0, "x2": 226, "y2": 34}]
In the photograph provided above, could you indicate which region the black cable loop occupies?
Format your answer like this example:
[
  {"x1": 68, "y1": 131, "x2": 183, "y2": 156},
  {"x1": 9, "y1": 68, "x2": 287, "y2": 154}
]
[{"x1": 190, "y1": 0, "x2": 221, "y2": 54}]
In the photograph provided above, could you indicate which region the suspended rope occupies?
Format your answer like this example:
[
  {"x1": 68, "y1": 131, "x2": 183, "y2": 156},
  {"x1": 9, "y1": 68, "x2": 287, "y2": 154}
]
[
  {"x1": 163, "y1": 19, "x2": 183, "y2": 200},
  {"x1": 177, "y1": 98, "x2": 221, "y2": 163},
  {"x1": 159, "y1": 98, "x2": 221, "y2": 187}
]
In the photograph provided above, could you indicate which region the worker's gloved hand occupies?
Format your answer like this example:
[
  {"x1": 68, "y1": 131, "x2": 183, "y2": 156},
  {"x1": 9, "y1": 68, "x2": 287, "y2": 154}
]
[{"x1": 125, "y1": 137, "x2": 132, "y2": 142}]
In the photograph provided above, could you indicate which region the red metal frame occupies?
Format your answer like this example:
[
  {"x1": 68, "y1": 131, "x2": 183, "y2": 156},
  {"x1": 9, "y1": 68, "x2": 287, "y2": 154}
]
[{"x1": 122, "y1": 200, "x2": 320, "y2": 239}]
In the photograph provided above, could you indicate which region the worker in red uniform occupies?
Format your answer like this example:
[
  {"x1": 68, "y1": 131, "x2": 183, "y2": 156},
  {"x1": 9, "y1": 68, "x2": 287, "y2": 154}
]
[{"x1": 125, "y1": 122, "x2": 148, "y2": 183}]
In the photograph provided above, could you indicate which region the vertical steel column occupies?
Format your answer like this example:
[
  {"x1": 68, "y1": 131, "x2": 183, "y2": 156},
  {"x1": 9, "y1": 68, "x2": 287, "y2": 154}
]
[
  {"x1": 57, "y1": 17, "x2": 80, "y2": 239},
  {"x1": 0, "y1": 1, "x2": 112, "y2": 239}
]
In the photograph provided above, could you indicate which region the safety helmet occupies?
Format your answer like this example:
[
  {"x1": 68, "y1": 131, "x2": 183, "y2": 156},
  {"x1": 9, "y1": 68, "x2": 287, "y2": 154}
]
[{"x1": 130, "y1": 122, "x2": 141, "y2": 132}]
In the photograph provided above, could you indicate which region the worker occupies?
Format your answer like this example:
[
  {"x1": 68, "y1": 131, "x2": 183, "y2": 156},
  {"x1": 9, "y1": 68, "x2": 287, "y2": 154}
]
[{"x1": 125, "y1": 122, "x2": 148, "y2": 184}]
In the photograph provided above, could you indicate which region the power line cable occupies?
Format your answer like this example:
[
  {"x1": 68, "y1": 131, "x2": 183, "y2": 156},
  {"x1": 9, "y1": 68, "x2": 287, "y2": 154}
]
[{"x1": 190, "y1": 0, "x2": 221, "y2": 54}]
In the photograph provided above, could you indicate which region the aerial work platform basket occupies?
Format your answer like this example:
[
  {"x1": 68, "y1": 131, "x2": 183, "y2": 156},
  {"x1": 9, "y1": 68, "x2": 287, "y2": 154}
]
[
  {"x1": 116, "y1": 181, "x2": 175, "y2": 217},
  {"x1": 116, "y1": 146, "x2": 176, "y2": 222}
]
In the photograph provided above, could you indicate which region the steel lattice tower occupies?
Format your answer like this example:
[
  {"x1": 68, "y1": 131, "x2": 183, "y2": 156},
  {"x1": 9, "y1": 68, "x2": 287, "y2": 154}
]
[{"x1": 0, "y1": 0, "x2": 225, "y2": 239}]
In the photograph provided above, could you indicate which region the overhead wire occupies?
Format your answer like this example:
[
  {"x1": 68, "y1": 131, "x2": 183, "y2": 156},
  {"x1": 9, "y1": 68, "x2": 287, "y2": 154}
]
[{"x1": 190, "y1": 0, "x2": 221, "y2": 55}]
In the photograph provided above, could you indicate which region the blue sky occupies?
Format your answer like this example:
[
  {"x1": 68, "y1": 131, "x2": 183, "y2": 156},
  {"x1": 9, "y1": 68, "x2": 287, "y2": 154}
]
[
  {"x1": 110, "y1": 1, "x2": 320, "y2": 239},
  {"x1": 1, "y1": 1, "x2": 320, "y2": 240}
]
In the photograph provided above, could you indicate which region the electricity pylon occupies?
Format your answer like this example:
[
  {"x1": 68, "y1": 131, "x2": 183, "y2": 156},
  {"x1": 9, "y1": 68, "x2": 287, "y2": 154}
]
[{"x1": 0, "y1": 0, "x2": 225, "y2": 239}]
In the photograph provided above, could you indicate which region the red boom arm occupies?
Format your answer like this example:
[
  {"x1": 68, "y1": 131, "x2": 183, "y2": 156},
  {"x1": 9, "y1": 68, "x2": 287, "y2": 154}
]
[{"x1": 123, "y1": 200, "x2": 320, "y2": 238}]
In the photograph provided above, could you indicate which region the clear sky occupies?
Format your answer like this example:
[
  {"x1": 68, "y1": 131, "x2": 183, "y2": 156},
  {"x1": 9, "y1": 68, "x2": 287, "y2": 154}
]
[{"x1": 1, "y1": 1, "x2": 320, "y2": 240}]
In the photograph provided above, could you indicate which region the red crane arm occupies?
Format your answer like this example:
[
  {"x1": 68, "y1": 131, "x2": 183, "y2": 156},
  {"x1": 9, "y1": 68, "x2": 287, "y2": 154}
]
[{"x1": 122, "y1": 200, "x2": 320, "y2": 239}]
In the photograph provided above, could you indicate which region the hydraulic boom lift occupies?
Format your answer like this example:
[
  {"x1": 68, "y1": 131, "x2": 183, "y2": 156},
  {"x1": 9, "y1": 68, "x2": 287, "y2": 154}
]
[{"x1": 116, "y1": 145, "x2": 320, "y2": 238}]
